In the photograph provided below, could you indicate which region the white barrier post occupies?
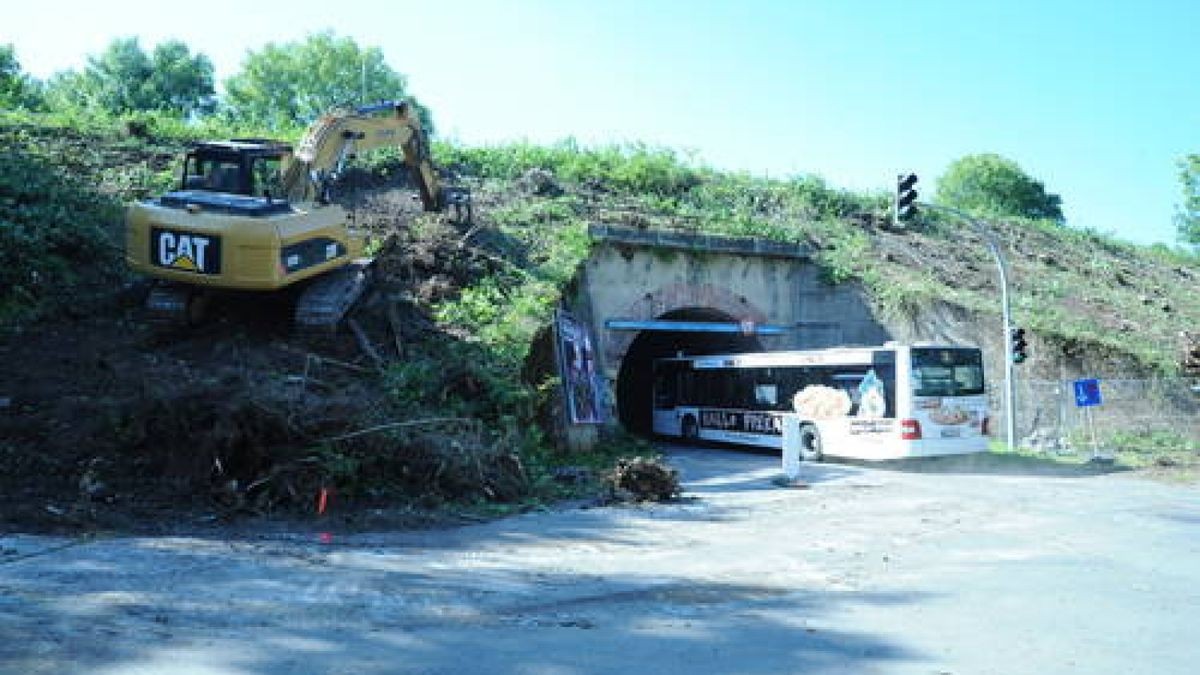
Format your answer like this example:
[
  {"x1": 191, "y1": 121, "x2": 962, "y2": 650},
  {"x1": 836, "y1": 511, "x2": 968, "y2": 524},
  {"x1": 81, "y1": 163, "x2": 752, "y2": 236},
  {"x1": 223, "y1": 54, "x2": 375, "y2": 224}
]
[{"x1": 781, "y1": 413, "x2": 802, "y2": 482}]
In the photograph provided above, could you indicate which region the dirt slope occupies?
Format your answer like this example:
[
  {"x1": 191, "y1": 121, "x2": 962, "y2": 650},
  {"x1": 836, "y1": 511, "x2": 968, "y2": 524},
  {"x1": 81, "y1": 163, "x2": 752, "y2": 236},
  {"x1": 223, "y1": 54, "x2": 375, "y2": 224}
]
[{"x1": 0, "y1": 183, "x2": 527, "y2": 531}]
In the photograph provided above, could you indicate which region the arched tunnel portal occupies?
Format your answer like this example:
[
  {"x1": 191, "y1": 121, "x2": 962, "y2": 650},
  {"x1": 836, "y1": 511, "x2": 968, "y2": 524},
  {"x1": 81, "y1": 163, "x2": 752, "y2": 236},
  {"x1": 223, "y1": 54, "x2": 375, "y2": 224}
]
[{"x1": 615, "y1": 307, "x2": 763, "y2": 435}]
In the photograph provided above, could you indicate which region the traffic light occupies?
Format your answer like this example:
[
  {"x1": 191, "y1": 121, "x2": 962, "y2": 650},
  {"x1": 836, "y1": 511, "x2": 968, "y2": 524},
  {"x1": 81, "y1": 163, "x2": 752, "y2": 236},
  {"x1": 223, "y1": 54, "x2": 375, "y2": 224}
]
[
  {"x1": 1011, "y1": 327, "x2": 1028, "y2": 364},
  {"x1": 895, "y1": 173, "x2": 919, "y2": 225}
]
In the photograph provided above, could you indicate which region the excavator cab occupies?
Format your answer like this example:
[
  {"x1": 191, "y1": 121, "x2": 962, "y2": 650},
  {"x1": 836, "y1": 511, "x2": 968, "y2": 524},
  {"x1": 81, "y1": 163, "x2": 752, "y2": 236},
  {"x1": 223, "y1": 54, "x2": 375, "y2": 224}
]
[{"x1": 178, "y1": 142, "x2": 290, "y2": 198}]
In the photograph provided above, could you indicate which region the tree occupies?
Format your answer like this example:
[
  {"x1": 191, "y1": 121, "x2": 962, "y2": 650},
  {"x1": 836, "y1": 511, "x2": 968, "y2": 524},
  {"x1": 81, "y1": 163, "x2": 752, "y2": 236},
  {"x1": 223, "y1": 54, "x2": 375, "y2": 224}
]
[
  {"x1": 144, "y1": 41, "x2": 217, "y2": 116},
  {"x1": 935, "y1": 153, "x2": 1064, "y2": 223},
  {"x1": 1175, "y1": 155, "x2": 1200, "y2": 246},
  {"x1": 45, "y1": 37, "x2": 214, "y2": 116},
  {"x1": 1, "y1": 44, "x2": 23, "y2": 103},
  {"x1": 0, "y1": 44, "x2": 40, "y2": 109},
  {"x1": 40, "y1": 71, "x2": 88, "y2": 112},
  {"x1": 78, "y1": 38, "x2": 154, "y2": 113},
  {"x1": 223, "y1": 31, "x2": 432, "y2": 132}
]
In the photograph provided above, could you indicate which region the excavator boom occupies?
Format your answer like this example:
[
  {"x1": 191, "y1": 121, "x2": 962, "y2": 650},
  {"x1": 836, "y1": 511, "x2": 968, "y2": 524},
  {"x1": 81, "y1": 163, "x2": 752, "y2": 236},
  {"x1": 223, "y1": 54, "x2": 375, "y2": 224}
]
[{"x1": 282, "y1": 100, "x2": 449, "y2": 212}]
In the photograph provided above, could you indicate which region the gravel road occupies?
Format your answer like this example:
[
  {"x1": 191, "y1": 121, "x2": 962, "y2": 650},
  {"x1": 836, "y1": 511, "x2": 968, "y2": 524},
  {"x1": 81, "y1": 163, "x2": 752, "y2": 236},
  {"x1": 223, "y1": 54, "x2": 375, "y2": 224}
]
[{"x1": 2, "y1": 446, "x2": 1198, "y2": 674}]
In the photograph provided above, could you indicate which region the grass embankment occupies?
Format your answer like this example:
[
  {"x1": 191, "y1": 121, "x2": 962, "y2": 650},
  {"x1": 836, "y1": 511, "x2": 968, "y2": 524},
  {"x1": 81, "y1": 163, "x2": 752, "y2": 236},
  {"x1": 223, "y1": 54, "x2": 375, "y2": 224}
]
[
  {"x1": 8, "y1": 111, "x2": 1198, "y2": 375},
  {"x1": 431, "y1": 140, "x2": 1200, "y2": 373}
]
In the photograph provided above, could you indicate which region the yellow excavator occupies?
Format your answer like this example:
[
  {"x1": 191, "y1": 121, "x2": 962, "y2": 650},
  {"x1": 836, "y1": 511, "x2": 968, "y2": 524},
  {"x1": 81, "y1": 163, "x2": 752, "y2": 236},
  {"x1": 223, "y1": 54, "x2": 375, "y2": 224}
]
[{"x1": 126, "y1": 99, "x2": 470, "y2": 327}]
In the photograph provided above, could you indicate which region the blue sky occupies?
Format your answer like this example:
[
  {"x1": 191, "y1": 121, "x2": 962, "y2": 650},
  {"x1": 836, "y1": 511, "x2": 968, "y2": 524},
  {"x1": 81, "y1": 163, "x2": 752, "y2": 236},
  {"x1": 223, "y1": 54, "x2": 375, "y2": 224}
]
[{"x1": 4, "y1": 0, "x2": 1197, "y2": 246}]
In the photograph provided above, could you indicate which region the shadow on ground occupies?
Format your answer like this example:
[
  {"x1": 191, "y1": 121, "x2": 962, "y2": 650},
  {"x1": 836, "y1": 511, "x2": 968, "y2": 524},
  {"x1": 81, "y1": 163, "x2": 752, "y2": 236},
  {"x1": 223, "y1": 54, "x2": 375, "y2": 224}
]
[
  {"x1": 0, "y1": 536, "x2": 930, "y2": 674},
  {"x1": 856, "y1": 451, "x2": 1132, "y2": 478}
]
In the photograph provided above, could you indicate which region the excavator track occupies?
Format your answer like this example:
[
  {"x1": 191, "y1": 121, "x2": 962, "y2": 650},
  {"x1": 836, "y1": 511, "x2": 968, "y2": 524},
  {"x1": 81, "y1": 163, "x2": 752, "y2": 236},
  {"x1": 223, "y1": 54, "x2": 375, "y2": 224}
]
[{"x1": 294, "y1": 259, "x2": 374, "y2": 330}]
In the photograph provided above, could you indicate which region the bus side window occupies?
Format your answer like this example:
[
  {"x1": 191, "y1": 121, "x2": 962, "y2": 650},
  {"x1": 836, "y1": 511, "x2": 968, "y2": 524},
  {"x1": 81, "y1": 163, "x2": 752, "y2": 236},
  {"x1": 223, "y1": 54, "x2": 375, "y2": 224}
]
[
  {"x1": 697, "y1": 370, "x2": 725, "y2": 407},
  {"x1": 754, "y1": 383, "x2": 778, "y2": 408},
  {"x1": 777, "y1": 367, "x2": 804, "y2": 410}
]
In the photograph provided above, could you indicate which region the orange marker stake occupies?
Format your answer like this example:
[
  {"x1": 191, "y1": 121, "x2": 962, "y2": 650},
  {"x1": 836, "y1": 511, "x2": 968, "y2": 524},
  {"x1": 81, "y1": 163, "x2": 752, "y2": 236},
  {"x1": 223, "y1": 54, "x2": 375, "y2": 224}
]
[{"x1": 317, "y1": 487, "x2": 329, "y2": 515}]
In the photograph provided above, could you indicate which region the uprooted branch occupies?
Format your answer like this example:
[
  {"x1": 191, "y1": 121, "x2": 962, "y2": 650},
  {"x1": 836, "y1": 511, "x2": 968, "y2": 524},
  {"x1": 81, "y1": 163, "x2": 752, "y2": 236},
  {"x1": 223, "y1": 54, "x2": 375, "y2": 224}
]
[{"x1": 320, "y1": 417, "x2": 476, "y2": 444}]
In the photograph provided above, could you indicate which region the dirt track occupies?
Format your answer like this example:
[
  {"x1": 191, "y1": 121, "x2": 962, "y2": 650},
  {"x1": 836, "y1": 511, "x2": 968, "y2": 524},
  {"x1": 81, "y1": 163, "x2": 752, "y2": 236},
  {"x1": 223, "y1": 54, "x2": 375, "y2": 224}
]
[{"x1": 2, "y1": 447, "x2": 1198, "y2": 674}]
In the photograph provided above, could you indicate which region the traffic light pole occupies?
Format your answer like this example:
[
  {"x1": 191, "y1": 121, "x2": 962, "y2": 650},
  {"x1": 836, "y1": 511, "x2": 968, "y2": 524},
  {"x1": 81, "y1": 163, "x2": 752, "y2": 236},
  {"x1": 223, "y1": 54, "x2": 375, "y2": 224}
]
[{"x1": 917, "y1": 204, "x2": 1017, "y2": 452}]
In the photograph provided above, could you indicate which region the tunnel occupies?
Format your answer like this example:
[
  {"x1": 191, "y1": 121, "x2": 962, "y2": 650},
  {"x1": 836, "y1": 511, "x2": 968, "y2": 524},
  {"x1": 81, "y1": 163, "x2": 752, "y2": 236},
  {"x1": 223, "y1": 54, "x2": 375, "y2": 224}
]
[{"x1": 616, "y1": 307, "x2": 763, "y2": 435}]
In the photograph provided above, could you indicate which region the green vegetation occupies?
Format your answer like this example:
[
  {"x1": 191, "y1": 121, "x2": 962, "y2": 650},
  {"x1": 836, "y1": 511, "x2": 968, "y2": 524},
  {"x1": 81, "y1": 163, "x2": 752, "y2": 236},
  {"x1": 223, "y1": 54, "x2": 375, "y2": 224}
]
[
  {"x1": 435, "y1": 138, "x2": 1199, "y2": 376},
  {"x1": 441, "y1": 142, "x2": 703, "y2": 198},
  {"x1": 0, "y1": 146, "x2": 124, "y2": 321},
  {"x1": 439, "y1": 141, "x2": 879, "y2": 225},
  {"x1": 222, "y1": 31, "x2": 432, "y2": 132},
  {"x1": 42, "y1": 37, "x2": 215, "y2": 117},
  {"x1": 0, "y1": 44, "x2": 39, "y2": 109},
  {"x1": 4, "y1": 102, "x2": 1196, "y2": 378},
  {"x1": 994, "y1": 430, "x2": 1198, "y2": 481},
  {"x1": 2, "y1": 33, "x2": 425, "y2": 130},
  {"x1": 1103, "y1": 429, "x2": 1198, "y2": 468},
  {"x1": 1176, "y1": 154, "x2": 1200, "y2": 246},
  {"x1": 935, "y1": 153, "x2": 1064, "y2": 223}
]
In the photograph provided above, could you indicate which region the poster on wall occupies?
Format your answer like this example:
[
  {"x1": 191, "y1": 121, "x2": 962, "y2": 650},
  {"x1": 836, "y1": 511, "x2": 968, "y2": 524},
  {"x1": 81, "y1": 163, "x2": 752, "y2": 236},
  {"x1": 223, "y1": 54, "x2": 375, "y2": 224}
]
[{"x1": 556, "y1": 310, "x2": 605, "y2": 424}]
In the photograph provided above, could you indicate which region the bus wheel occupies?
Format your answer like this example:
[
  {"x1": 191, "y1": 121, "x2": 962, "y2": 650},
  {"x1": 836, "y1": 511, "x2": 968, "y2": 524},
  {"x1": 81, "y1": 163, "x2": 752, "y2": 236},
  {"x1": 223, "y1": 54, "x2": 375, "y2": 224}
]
[
  {"x1": 682, "y1": 416, "x2": 699, "y2": 441},
  {"x1": 798, "y1": 424, "x2": 823, "y2": 462}
]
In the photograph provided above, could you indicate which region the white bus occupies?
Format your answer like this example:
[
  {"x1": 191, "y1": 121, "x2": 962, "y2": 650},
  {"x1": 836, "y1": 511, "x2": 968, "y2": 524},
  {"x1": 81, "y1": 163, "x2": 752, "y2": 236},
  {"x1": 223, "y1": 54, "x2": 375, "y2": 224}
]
[{"x1": 651, "y1": 343, "x2": 990, "y2": 460}]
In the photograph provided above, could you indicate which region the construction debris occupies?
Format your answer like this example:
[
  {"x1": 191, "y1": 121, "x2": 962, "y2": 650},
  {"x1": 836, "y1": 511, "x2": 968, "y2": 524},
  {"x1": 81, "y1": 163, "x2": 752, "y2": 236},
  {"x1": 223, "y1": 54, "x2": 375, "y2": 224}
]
[
  {"x1": 604, "y1": 456, "x2": 680, "y2": 503},
  {"x1": 1180, "y1": 331, "x2": 1200, "y2": 376}
]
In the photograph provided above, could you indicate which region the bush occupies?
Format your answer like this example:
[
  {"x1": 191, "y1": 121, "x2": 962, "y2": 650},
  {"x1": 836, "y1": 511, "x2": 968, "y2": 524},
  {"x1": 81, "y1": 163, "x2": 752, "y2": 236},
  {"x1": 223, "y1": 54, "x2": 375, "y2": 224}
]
[
  {"x1": 936, "y1": 153, "x2": 1064, "y2": 223},
  {"x1": 0, "y1": 150, "x2": 123, "y2": 320},
  {"x1": 436, "y1": 140, "x2": 702, "y2": 198},
  {"x1": 384, "y1": 339, "x2": 534, "y2": 425}
]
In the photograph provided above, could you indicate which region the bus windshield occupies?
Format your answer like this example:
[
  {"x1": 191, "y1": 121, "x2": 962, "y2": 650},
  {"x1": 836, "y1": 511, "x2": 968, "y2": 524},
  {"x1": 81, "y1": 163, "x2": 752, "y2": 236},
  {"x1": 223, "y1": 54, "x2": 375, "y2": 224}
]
[{"x1": 911, "y1": 348, "x2": 984, "y2": 397}]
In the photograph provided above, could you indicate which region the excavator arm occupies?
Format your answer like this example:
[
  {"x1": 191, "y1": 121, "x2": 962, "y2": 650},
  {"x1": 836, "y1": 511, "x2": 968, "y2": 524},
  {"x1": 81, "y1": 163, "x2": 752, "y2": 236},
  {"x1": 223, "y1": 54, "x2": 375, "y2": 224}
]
[{"x1": 281, "y1": 100, "x2": 465, "y2": 216}]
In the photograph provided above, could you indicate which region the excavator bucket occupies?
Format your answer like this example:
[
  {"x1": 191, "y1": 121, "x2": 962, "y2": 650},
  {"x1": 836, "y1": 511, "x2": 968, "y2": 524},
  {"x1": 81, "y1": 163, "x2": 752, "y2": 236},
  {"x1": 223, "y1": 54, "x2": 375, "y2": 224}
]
[{"x1": 442, "y1": 186, "x2": 473, "y2": 224}]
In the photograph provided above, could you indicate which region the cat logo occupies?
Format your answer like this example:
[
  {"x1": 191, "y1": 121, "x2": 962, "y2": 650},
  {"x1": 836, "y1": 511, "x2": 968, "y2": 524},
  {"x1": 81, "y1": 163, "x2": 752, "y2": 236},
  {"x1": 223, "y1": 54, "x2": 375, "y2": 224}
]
[{"x1": 151, "y1": 228, "x2": 221, "y2": 274}]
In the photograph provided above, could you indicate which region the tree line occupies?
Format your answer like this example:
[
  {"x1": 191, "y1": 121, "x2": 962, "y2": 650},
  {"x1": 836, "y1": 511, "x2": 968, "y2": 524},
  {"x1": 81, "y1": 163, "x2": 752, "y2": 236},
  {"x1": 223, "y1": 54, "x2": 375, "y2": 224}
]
[{"x1": 0, "y1": 31, "x2": 431, "y2": 132}]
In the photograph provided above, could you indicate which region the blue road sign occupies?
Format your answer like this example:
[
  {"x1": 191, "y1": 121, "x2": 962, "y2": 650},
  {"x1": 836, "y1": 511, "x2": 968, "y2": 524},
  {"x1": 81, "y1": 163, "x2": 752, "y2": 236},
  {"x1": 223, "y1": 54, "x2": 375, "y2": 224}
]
[{"x1": 1074, "y1": 378, "x2": 1102, "y2": 408}]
